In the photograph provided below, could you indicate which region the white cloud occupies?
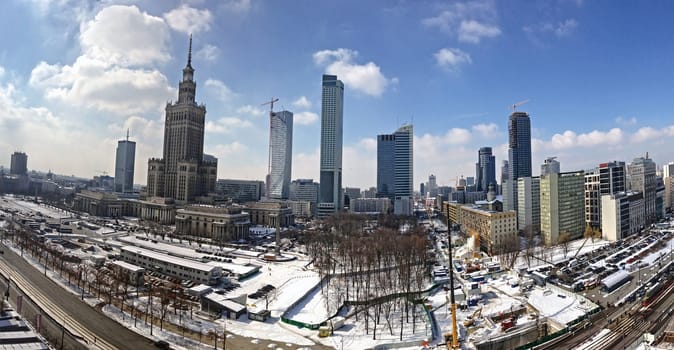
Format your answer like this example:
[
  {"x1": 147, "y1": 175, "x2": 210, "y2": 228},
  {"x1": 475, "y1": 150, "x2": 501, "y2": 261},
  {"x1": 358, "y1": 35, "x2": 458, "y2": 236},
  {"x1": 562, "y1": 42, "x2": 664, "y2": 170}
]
[
  {"x1": 236, "y1": 105, "x2": 265, "y2": 117},
  {"x1": 220, "y1": 0, "x2": 252, "y2": 13},
  {"x1": 313, "y1": 48, "x2": 394, "y2": 97},
  {"x1": 195, "y1": 44, "x2": 219, "y2": 61},
  {"x1": 434, "y1": 48, "x2": 472, "y2": 70},
  {"x1": 615, "y1": 116, "x2": 637, "y2": 127},
  {"x1": 472, "y1": 123, "x2": 499, "y2": 137},
  {"x1": 163, "y1": 5, "x2": 212, "y2": 34},
  {"x1": 204, "y1": 79, "x2": 236, "y2": 101},
  {"x1": 80, "y1": 5, "x2": 171, "y2": 66},
  {"x1": 292, "y1": 96, "x2": 312, "y2": 109},
  {"x1": 554, "y1": 19, "x2": 578, "y2": 37},
  {"x1": 0, "y1": 66, "x2": 5, "y2": 79},
  {"x1": 293, "y1": 111, "x2": 319, "y2": 125},
  {"x1": 205, "y1": 117, "x2": 253, "y2": 133},
  {"x1": 28, "y1": 5, "x2": 175, "y2": 115},
  {"x1": 548, "y1": 128, "x2": 623, "y2": 150},
  {"x1": 422, "y1": 1, "x2": 500, "y2": 44},
  {"x1": 458, "y1": 20, "x2": 501, "y2": 43}
]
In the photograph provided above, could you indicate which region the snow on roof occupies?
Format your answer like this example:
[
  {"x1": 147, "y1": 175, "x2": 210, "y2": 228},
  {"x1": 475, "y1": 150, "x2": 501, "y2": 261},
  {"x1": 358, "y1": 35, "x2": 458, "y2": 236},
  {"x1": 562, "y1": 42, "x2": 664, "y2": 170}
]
[
  {"x1": 601, "y1": 270, "x2": 630, "y2": 290},
  {"x1": 120, "y1": 246, "x2": 218, "y2": 273},
  {"x1": 189, "y1": 284, "x2": 213, "y2": 293},
  {"x1": 204, "y1": 293, "x2": 246, "y2": 313},
  {"x1": 111, "y1": 260, "x2": 145, "y2": 272},
  {"x1": 205, "y1": 261, "x2": 260, "y2": 276}
]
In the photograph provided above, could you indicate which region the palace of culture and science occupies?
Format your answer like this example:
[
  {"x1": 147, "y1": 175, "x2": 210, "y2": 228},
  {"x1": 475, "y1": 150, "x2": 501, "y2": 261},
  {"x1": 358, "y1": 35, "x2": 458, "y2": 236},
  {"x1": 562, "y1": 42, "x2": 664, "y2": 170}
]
[{"x1": 146, "y1": 36, "x2": 217, "y2": 204}]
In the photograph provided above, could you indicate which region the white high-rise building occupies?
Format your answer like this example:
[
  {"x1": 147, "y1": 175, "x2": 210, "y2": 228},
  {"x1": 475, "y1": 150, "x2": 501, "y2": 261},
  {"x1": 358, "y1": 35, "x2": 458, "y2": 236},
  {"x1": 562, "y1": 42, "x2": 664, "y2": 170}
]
[
  {"x1": 114, "y1": 130, "x2": 136, "y2": 193},
  {"x1": 518, "y1": 176, "x2": 540, "y2": 235},
  {"x1": 318, "y1": 75, "x2": 344, "y2": 218},
  {"x1": 268, "y1": 111, "x2": 293, "y2": 199},
  {"x1": 628, "y1": 156, "x2": 657, "y2": 224}
]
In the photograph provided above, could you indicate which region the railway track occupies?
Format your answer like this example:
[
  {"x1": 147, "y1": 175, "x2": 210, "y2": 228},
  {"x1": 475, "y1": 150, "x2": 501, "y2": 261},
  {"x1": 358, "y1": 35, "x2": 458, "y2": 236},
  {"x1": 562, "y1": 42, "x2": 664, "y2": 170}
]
[{"x1": 0, "y1": 260, "x2": 117, "y2": 350}]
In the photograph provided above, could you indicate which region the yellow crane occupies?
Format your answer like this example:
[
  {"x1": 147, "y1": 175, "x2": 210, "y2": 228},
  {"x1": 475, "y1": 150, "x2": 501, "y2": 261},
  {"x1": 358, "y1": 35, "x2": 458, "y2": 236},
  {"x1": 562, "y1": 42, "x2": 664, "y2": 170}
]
[{"x1": 444, "y1": 216, "x2": 460, "y2": 349}]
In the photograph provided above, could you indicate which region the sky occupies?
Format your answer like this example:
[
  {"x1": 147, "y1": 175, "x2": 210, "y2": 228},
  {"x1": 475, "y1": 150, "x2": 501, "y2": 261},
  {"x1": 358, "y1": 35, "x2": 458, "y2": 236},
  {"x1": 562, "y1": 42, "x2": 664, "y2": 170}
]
[{"x1": 1, "y1": 0, "x2": 674, "y2": 189}]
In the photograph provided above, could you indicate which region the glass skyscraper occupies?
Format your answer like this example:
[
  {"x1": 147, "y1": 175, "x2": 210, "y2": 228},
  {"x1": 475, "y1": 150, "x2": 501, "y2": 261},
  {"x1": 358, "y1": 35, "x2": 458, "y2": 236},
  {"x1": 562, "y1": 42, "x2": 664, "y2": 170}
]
[
  {"x1": 476, "y1": 147, "x2": 496, "y2": 192},
  {"x1": 268, "y1": 110, "x2": 293, "y2": 199},
  {"x1": 506, "y1": 111, "x2": 532, "y2": 211},
  {"x1": 114, "y1": 131, "x2": 136, "y2": 193},
  {"x1": 318, "y1": 75, "x2": 344, "y2": 218},
  {"x1": 377, "y1": 124, "x2": 413, "y2": 214}
]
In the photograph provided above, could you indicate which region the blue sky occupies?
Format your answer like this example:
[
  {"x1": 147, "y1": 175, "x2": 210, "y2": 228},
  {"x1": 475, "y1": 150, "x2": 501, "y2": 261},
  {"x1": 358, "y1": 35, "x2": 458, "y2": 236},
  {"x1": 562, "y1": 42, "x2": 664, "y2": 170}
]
[{"x1": 1, "y1": 0, "x2": 674, "y2": 189}]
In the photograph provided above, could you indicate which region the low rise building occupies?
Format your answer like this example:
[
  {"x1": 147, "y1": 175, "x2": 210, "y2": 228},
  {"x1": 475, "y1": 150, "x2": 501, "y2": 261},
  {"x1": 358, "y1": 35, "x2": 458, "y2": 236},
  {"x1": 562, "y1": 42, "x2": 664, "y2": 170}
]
[
  {"x1": 601, "y1": 191, "x2": 645, "y2": 241},
  {"x1": 444, "y1": 202, "x2": 517, "y2": 254},
  {"x1": 350, "y1": 197, "x2": 391, "y2": 214},
  {"x1": 175, "y1": 205, "x2": 251, "y2": 243},
  {"x1": 244, "y1": 201, "x2": 294, "y2": 227},
  {"x1": 120, "y1": 246, "x2": 222, "y2": 285}
]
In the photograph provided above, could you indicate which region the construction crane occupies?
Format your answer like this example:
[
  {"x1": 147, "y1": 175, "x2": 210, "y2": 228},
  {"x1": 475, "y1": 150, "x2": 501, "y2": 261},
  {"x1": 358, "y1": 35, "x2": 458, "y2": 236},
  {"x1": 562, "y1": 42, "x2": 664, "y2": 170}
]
[
  {"x1": 261, "y1": 98, "x2": 280, "y2": 197},
  {"x1": 511, "y1": 99, "x2": 529, "y2": 112},
  {"x1": 444, "y1": 215, "x2": 460, "y2": 349}
]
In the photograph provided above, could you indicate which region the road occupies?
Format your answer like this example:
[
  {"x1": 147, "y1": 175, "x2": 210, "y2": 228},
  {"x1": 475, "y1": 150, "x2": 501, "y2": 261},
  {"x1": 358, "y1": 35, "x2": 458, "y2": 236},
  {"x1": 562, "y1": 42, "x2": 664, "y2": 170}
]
[{"x1": 0, "y1": 241, "x2": 156, "y2": 350}]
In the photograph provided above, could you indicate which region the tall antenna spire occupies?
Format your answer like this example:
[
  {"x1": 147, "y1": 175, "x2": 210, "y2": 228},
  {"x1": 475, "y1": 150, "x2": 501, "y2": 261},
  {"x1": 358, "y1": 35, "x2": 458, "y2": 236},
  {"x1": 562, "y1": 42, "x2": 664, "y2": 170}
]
[
  {"x1": 126, "y1": 128, "x2": 129, "y2": 142},
  {"x1": 187, "y1": 34, "x2": 193, "y2": 68}
]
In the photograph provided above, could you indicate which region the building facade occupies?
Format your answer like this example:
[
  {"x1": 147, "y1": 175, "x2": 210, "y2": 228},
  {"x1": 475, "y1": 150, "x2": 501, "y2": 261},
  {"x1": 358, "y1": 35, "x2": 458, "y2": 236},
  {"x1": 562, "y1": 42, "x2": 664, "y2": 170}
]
[
  {"x1": 454, "y1": 205, "x2": 518, "y2": 254},
  {"x1": 476, "y1": 147, "x2": 496, "y2": 192},
  {"x1": 628, "y1": 156, "x2": 657, "y2": 224},
  {"x1": 245, "y1": 201, "x2": 294, "y2": 227},
  {"x1": 289, "y1": 178, "x2": 319, "y2": 210},
  {"x1": 268, "y1": 111, "x2": 293, "y2": 199},
  {"x1": 601, "y1": 191, "x2": 645, "y2": 241},
  {"x1": 376, "y1": 124, "x2": 413, "y2": 215},
  {"x1": 146, "y1": 36, "x2": 216, "y2": 204},
  {"x1": 175, "y1": 205, "x2": 250, "y2": 242},
  {"x1": 506, "y1": 112, "x2": 532, "y2": 212},
  {"x1": 318, "y1": 75, "x2": 344, "y2": 218},
  {"x1": 215, "y1": 179, "x2": 264, "y2": 203},
  {"x1": 540, "y1": 157, "x2": 560, "y2": 176},
  {"x1": 540, "y1": 171, "x2": 585, "y2": 246},
  {"x1": 120, "y1": 246, "x2": 222, "y2": 285},
  {"x1": 585, "y1": 161, "x2": 626, "y2": 229},
  {"x1": 350, "y1": 197, "x2": 391, "y2": 214},
  {"x1": 114, "y1": 132, "x2": 136, "y2": 193},
  {"x1": 517, "y1": 176, "x2": 540, "y2": 235},
  {"x1": 10, "y1": 152, "x2": 27, "y2": 176}
]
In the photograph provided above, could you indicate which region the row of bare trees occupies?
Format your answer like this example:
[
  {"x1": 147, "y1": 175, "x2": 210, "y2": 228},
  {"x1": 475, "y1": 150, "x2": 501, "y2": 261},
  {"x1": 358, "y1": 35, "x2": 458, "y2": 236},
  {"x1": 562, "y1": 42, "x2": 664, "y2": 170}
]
[{"x1": 306, "y1": 213, "x2": 433, "y2": 340}]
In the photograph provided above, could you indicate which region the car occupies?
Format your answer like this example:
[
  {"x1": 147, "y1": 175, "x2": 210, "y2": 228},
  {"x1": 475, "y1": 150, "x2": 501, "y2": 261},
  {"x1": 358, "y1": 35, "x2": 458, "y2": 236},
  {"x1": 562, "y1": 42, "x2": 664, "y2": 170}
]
[{"x1": 154, "y1": 340, "x2": 170, "y2": 349}]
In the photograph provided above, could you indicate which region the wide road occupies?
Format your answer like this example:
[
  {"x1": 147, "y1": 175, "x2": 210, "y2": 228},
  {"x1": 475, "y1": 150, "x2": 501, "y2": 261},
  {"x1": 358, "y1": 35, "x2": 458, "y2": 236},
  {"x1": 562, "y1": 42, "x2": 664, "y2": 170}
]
[{"x1": 0, "y1": 241, "x2": 157, "y2": 350}]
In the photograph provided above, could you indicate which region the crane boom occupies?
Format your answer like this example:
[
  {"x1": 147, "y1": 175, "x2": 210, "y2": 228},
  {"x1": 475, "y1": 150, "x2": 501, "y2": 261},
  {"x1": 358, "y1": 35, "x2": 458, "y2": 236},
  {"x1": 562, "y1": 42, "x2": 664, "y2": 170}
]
[{"x1": 511, "y1": 99, "x2": 530, "y2": 112}]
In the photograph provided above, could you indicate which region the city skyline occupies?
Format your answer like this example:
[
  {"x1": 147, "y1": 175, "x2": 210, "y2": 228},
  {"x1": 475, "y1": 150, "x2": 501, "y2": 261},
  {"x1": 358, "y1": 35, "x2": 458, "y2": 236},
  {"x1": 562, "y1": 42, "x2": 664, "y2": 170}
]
[{"x1": 2, "y1": 1, "x2": 674, "y2": 188}]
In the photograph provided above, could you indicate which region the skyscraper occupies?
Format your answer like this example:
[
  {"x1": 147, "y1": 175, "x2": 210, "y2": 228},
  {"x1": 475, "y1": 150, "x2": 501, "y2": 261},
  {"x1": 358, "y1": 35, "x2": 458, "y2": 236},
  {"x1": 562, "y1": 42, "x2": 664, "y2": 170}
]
[
  {"x1": 375, "y1": 125, "x2": 413, "y2": 215},
  {"x1": 147, "y1": 36, "x2": 217, "y2": 203},
  {"x1": 540, "y1": 171, "x2": 585, "y2": 246},
  {"x1": 628, "y1": 155, "x2": 657, "y2": 224},
  {"x1": 10, "y1": 152, "x2": 27, "y2": 176},
  {"x1": 114, "y1": 130, "x2": 136, "y2": 193},
  {"x1": 541, "y1": 157, "x2": 560, "y2": 176},
  {"x1": 505, "y1": 111, "x2": 532, "y2": 211},
  {"x1": 585, "y1": 161, "x2": 626, "y2": 228},
  {"x1": 318, "y1": 74, "x2": 344, "y2": 218},
  {"x1": 476, "y1": 147, "x2": 496, "y2": 192},
  {"x1": 268, "y1": 111, "x2": 293, "y2": 199}
]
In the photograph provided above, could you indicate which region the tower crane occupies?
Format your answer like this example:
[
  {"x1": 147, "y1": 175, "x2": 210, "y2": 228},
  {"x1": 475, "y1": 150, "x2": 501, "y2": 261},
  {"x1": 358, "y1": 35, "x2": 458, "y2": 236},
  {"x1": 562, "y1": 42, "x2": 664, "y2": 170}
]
[
  {"x1": 261, "y1": 98, "x2": 280, "y2": 197},
  {"x1": 511, "y1": 99, "x2": 529, "y2": 112}
]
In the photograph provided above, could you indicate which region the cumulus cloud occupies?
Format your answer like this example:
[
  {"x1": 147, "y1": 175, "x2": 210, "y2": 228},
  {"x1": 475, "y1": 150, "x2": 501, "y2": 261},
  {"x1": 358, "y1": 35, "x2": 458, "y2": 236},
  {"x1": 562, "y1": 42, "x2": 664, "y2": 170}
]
[
  {"x1": 548, "y1": 128, "x2": 624, "y2": 150},
  {"x1": 28, "y1": 5, "x2": 175, "y2": 115},
  {"x1": 553, "y1": 19, "x2": 579, "y2": 37},
  {"x1": 195, "y1": 44, "x2": 219, "y2": 61},
  {"x1": 293, "y1": 111, "x2": 319, "y2": 125},
  {"x1": 434, "y1": 48, "x2": 472, "y2": 70},
  {"x1": 523, "y1": 18, "x2": 579, "y2": 44},
  {"x1": 204, "y1": 79, "x2": 236, "y2": 102},
  {"x1": 163, "y1": 5, "x2": 212, "y2": 34},
  {"x1": 312, "y1": 48, "x2": 394, "y2": 97},
  {"x1": 236, "y1": 105, "x2": 265, "y2": 117},
  {"x1": 220, "y1": 0, "x2": 252, "y2": 13},
  {"x1": 206, "y1": 117, "x2": 253, "y2": 133},
  {"x1": 292, "y1": 96, "x2": 312, "y2": 109},
  {"x1": 616, "y1": 116, "x2": 637, "y2": 127},
  {"x1": 472, "y1": 123, "x2": 499, "y2": 137},
  {"x1": 422, "y1": 1, "x2": 501, "y2": 44}
]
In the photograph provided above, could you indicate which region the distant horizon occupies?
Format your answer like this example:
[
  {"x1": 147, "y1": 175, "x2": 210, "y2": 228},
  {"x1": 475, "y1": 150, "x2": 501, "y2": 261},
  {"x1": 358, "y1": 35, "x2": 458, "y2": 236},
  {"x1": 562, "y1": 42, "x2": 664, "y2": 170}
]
[{"x1": 1, "y1": 1, "x2": 674, "y2": 188}]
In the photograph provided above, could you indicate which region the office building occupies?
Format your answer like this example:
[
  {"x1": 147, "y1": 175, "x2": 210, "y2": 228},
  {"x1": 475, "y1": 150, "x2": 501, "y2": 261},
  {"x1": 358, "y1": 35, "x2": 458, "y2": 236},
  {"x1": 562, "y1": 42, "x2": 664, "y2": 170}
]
[
  {"x1": 501, "y1": 160, "x2": 512, "y2": 210},
  {"x1": 10, "y1": 152, "x2": 27, "y2": 176},
  {"x1": 601, "y1": 191, "x2": 645, "y2": 241},
  {"x1": 518, "y1": 176, "x2": 540, "y2": 235},
  {"x1": 175, "y1": 205, "x2": 251, "y2": 243},
  {"x1": 289, "y1": 179, "x2": 319, "y2": 203},
  {"x1": 476, "y1": 147, "x2": 496, "y2": 192},
  {"x1": 318, "y1": 75, "x2": 344, "y2": 218},
  {"x1": 268, "y1": 110, "x2": 293, "y2": 199},
  {"x1": 146, "y1": 36, "x2": 216, "y2": 203},
  {"x1": 215, "y1": 179, "x2": 264, "y2": 203},
  {"x1": 443, "y1": 202, "x2": 517, "y2": 254},
  {"x1": 426, "y1": 174, "x2": 438, "y2": 197},
  {"x1": 663, "y1": 163, "x2": 674, "y2": 211},
  {"x1": 585, "y1": 161, "x2": 626, "y2": 229},
  {"x1": 540, "y1": 171, "x2": 585, "y2": 246},
  {"x1": 114, "y1": 131, "x2": 136, "y2": 193},
  {"x1": 350, "y1": 198, "x2": 391, "y2": 214},
  {"x1": 505, "y1": 111, "x2": 532, "y2": 212},
  {"x1": 377, "y1": 124, "x2": 413, "y2": 215},
  {"x1": 344, "y1": 187, "x2": 361, "y2": 201},
  {"x1": 541, "y1": 157, "x2": 560, "y2": 176},
  {"x1": 628, "y1": 156, "x2": 657, "y2": 224}
]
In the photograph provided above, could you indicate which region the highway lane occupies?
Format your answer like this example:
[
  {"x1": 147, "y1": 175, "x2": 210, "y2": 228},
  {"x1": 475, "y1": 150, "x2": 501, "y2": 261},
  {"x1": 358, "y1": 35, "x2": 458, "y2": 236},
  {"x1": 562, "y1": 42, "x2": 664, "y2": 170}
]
[{"x1": 0, "y1": 241, "x2": 157, "y2": 350}]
